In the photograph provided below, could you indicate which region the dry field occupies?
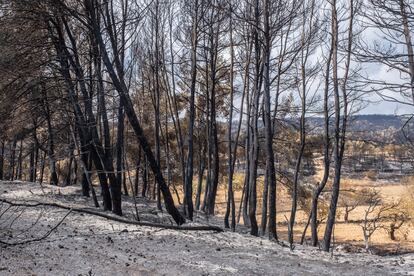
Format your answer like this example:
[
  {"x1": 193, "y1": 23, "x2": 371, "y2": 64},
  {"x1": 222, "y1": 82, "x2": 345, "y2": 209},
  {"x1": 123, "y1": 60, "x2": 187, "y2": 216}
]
[{"x1": 209, "y1": 174, "x2": 414, "y2": 254}]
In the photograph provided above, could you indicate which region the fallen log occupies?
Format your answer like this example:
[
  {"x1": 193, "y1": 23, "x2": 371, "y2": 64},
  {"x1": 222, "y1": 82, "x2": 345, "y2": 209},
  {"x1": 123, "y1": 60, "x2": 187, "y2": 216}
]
[{"x1": 0, "y1": 198, "x2": 223, "y2": 232}]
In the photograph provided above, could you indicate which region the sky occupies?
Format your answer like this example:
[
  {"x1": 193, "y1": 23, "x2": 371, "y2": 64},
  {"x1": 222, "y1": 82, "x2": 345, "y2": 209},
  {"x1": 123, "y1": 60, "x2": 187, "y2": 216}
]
[
  {"x1": 362, "y1": 98, "x2": 413, "y2": 115},
  {"x1": 361, "y1": 58, "x2": 414, "y2": 115},
  {"x1": 354, "y1": 7, "x2": 414, "y2": 115}
]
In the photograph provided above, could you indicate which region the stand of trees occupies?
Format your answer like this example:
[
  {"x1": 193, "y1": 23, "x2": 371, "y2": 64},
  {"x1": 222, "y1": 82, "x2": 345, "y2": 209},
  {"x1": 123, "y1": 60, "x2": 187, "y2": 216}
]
[{"x1": 0, "y1": 0, "x2": 412, "y2": 252}]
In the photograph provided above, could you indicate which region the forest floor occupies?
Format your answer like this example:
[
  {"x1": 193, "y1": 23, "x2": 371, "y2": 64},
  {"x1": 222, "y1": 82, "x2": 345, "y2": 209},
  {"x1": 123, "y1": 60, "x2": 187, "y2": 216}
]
[{"x1": 0, "y1": 181, "x2": 413, "y2": 275}]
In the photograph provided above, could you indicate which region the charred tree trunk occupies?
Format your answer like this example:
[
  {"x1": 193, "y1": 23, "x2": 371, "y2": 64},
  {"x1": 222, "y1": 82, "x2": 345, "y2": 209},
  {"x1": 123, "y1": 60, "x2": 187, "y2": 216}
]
[
  {"x1": 134, "y1": 148, "x2": 142, "y2": 197},
  {"x1": 41, "y1": 85, "x2": 58, "y2": 186},
  {"x1": 142, "y1": 156, "x2": 148, "y2": 198},
  {"x1": 322, "y1": 0, "x2": 353, "y2": 251},
  {"x1": 260, "y1": 169, "x2": 269, "y2": 236},
  {"x1": 48, "y1": 17, "x2": 114, "y2": 211},
  {"x1": 248, "y1": 0, "x2": 262, "y2": 236},
  {"x1": 85, "y1": 0, "x2": 185, "y2": 224},
  {"x1": 224, "y1": 12, "x2": 237, "y2": 231},
  {"x1": 183, "y1": 0, "x2": 199, "y2": 220},
  {"x1": 263, "y1": 0, "x2": 277, "y2": 240},
  {"x1": 195, "y1": 142, "x2": 206, "y2": 210},
  {"x1": 80, "y1": 141, "x2": 91, "y2": 198},
  {"x1": 9, "y1": 139, "x2": 17, "y2": 181},
  {"x1": 17, "y1": 140, "x2": 23, "y2": 180},
  {"x1": 29, "y1": 142, "x2": 35, "y2": 182},
  {"x1": 39, "y1": 150, "x2": 46, "y2": 184},
  {"x1": 0, "y1": 141, "x2": 4, "y2": 180},
  {"x1": 116, "y1": 99, "x2": 127, "y2": 196},
  {"x1": 204, "y1": 13, "x2": 220, "y2": 216}
]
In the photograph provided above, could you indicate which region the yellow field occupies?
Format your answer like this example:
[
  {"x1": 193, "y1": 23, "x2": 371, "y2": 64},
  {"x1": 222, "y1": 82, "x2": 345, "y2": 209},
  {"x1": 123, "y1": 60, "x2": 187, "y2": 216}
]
[{"x1": 208, "y1": 174, "x2": 414, "y2": 253}]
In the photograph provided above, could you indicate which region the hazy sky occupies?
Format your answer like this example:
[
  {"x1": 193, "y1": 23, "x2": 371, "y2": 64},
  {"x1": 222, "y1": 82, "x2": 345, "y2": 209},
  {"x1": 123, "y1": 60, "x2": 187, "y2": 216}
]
[
  {"x1": 362, "y1": 98, "x2": 413, "y2": 115},
  {"x1": 355, "y1": 14, "x2": 414, "y2": 115},
  {"x1": 361, "y1": 60, "x2": 413, "y2": 115}
]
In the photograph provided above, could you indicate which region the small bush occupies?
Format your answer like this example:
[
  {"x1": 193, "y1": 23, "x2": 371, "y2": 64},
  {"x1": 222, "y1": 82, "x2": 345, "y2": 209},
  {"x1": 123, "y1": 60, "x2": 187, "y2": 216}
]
[{"x1": 365, "y1": 170, "x2": 377, "y2": 180}]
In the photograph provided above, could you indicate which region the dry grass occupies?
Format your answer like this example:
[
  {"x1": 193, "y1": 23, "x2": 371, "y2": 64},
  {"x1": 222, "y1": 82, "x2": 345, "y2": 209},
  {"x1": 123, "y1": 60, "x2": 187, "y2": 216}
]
[
  {"x1": 164, "y1": 166, "x2": 414, "y2": 253},
  {"x1": 203, "y1": 174, "x2": 414, "y2": 253}
]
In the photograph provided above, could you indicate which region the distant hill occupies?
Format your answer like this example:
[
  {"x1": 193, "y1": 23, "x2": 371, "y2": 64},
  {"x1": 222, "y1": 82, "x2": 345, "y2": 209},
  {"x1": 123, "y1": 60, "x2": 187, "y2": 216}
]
[
  {"x1": 351, "y1": 115, "x2": 404, "y2": 130},
  {"x1": 307, "y1": 114, "x2": 405, "y2": 132},
  {"x1": 229, "y1": 114, "x2": 410, "y2": 142},
  {"x1": 306, "y1": 114, "x2": 413, "y2": 144}
]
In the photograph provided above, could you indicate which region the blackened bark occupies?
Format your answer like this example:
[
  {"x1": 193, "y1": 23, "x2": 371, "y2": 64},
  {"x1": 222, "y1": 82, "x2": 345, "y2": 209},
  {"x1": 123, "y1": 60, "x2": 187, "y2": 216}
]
[
  {"x1": 311, "y1": 37, "x2": 333, "y2": 246},
  {"x1": 17, "y1": 140, "x2": 23, "y2": 180},
  {"x1": 0, "y1": 141, "x2": 4, "y2": 180},
  {"x1": 263, "y1": 0, "x2": 277, "y2": 240},
  {"x1": 242, "y1": 152, "x2": 250, "y2": 226},
  {"x1": 248, "y1": 106, "x2": 259, "y2": 236},
  {"x1": 260, "y1": 170, "x2": 269, "y2": 235},
  {"x1": 322, "y1": 0, "x2": 352, "y2": 251},
  {"x1": 29, "y1": 143, "x2": 35, "y2": 182},
  {"x1": 116, "y1": 99, "x2": 127, "y2": 196},
  {"x1": 40, "y1": 150, "x2": 46, "y2": 184},
  {"x1": 41, "y1": 84, "x2": 58, "y2": 186},
  {"x1": 142, "y1": 156, "x2": 148, "y2": 197},
  {"x1": 195, "y1": 145, "x2": 205, "y2": 210},
  {"x1": 80, "y1": 143, "x2": 91, "y2": 198},
  {"x1": 9, "y1": 139, "x2": 17, "y2": 181},
  {"x1": 153, "y1": 0, "x2": 162, "y2": 211},
  {"x1": 47, "y1": 17, "x2": 113, "y2": 211},
  {"x1": 183, "y1": 0, "x2": 199, "y2": 221},
  {"x1": 134, "y1": 148, "x2": 141, "y2": 197},
  {"x1": 85, "y1": 0, "x2": 185, "y2": 224},
  {"x1": 205, "y1": 14, "x2": 221, "y2": 216},
  {"x1": 248, "y1": 0, "x2": 262, "y2": 235}
]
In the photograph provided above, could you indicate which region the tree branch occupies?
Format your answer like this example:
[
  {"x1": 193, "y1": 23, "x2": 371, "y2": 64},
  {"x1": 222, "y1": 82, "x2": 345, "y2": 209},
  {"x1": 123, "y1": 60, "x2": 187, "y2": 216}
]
[{"x1": 0, "y1": 198, "x2": 223, "y2": 232}]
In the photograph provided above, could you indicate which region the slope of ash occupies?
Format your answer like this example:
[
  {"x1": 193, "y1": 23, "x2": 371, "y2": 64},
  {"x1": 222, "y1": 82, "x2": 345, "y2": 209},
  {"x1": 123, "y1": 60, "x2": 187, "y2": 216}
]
[{"x1": 0, "y1": 181, "x2": 413, "y2": 276}]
